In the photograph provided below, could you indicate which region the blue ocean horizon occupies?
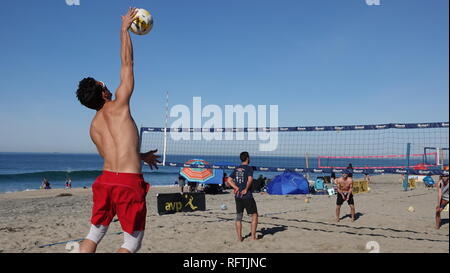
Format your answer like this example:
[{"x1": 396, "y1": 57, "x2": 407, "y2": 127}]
[
  {"x1": 0, "y1": 153, "x2": 181, "y2": 193},
  {"x1": 0, "y1": 152, "x2": 427, "y2": 193}
]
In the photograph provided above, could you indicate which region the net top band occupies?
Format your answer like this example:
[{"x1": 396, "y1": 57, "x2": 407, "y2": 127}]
[{"x1": 141, "y1": 122, "x2": 449, "y2": 133}]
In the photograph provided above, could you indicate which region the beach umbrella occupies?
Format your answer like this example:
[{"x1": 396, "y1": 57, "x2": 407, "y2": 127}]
[
  {"x1": 204, "y1": 161, "x2": 238, "y2": 185},
  {"x1": 180, "y1": 159, "x2": 217, "y2": 184},
  {"x1": 266, "y1": 172, "x2": 310, "y2": 195}
]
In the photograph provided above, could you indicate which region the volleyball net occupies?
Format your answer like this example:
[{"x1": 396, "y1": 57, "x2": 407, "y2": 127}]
[{"x1": 140, "y1": 122, "x2": 449, "y2": 175}]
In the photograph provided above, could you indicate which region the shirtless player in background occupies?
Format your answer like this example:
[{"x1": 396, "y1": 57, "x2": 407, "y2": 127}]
[
  {"x1": 75, "y1": 8, "x2": 160, "y2": 253},
  {"x1": 335, "y1": 173, "x2": 356, "y2": 222}
]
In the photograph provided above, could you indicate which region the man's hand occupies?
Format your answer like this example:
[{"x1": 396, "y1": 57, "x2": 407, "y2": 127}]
[
  {"x1": 233, "y1": 186, "x2": 240, "y2": 196},
  {"x1": 240, "y1": 189, "x2": 248, "y2": 196},
  {"x1": 141, "y1": 149, "x2": 161, "y2": 170},
  {"x1": 121, "y1": 7, "x2": 139, "y2": 32}
]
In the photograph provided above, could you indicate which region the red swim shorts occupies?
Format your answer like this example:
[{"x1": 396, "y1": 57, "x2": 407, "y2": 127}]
[{"x1": 91, "y1": 170, "x2": 150, "y2": 234}]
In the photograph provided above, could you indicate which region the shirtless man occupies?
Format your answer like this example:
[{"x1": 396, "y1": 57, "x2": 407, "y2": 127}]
[
  {"x1": 75, "y1": 8, "x2": 160, "y2": 253},
  {"x1": 335, "y1": 173, "x2": 356, "y2": 222},
  {"x1": 435, "y1": 174, "x2": 449, "y2": 229}
]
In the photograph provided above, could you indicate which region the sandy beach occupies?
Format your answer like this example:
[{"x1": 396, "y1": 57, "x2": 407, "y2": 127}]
[{"x1": 0, "y1": 174, "x2": 448, "y2": 253}]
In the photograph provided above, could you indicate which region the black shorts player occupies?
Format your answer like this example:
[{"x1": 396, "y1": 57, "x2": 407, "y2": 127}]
[
  {"x1": 227, "y1": 152, "x2": 259, "y2": 241},
  {"x1": 235, "y1": 197, "x2": 258, "y2": 215},
  {"x1": 336, "y1": 192, "x2": 354, "y2": 206},
  {"x1": 230, "y1": 163, "x2": 258, "y2": 216}
]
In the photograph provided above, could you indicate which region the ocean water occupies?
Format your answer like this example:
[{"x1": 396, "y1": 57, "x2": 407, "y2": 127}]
[
  {"x1": 0, "y1": 152, "x2": 430, "y2": 193},
  {"x1": 0, "y1": 153, "x2": 180, "y2": 193},
  {"x1": 0, "y1": 153, "x2": 289, "y2": 193}
]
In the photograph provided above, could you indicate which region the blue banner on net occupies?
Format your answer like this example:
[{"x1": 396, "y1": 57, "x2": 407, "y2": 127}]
[
  {"x1": 157, "y1": 162, "x2": 449, "y2": 176},
  {"x1": 141, "y1": 121, "x2": 448, "y2": 133}
]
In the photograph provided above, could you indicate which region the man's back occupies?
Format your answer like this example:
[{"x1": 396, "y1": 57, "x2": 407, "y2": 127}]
[
  {"x1": 231, "y1": 165, "x2": 254, "y2": 199},
  {"x1": 90, "y1": 102, "x2": 141, "y2": 173}
]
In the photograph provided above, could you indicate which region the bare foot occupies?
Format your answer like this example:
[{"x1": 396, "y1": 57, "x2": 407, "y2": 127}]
[
  {"x1": 336, "y1": 218, "x2": 340, "y2": 223},
  {"x1": 351, "y1": 218, "x2": 355, "y2": 222},
  {"x1": 237, "y1": 237, "x2": 243, "y2": 242}
]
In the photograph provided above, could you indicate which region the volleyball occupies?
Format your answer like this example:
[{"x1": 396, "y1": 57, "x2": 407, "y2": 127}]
[
  {"x1": 408, "y1": 206, "x2": 415, "y2": 212},
  {"x1": 130, "y1": 8, "x2": 153, "y2": 35}
]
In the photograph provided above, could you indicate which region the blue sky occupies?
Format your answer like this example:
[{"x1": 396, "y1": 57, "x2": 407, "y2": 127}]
[{"x1": 0, "y1": 0, "x2": 448, "y2": 153}]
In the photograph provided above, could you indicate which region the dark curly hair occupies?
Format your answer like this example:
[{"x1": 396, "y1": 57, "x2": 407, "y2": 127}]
[
  {"x1": 76, "y1": 77, "x2": 105, "y2": 110},
  {"x1": 240, "y1": 151, "x2": 250, "y2": 162}
]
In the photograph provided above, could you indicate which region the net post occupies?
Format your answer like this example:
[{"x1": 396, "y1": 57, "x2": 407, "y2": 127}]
[
  {"x1": 162, "y1": 91, "x2": 169, "y2": 166},
  {"x1": 138, "y1": 125, "x2": 144, "y2": 153},
  {"x1": 436, "y1": 148, "x2": 440, "y2": 167},
  {"x1": 162, "y1": 127, "x2": 167, "y2": 166},
  {"x1": 305, "y1": 152, "x2": 310, "y2": 180},
  {"x1": 403, "y1": 143, "x2": 411, "y2": 191}
]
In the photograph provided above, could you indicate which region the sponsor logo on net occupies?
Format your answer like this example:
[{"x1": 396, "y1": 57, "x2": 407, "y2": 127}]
[
  {"x1": 365, "y1": 0, "x2": 381, "y2": 6},
  {"x1": 65, "y1": 0, "x2": 80, "y2": 6}
]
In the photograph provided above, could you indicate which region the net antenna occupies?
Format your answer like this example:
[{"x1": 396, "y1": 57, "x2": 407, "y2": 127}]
[
  {"x1": 162, "y1": 91, "x2": 169, "y2": 166},
  {"x1": 424, "y1": 147, "x2": 449, "y2": 169}
]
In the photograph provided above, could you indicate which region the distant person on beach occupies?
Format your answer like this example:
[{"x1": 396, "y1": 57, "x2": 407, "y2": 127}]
[
  {"x1": 331, "y1": 172, "x2": 336, "y2": 185},
  {"x1": 435, "y1": 174, "x2": 449, "y2": 229},
  {"x1": 40, "y1": 177, "x2": 47, "y2": 189},
  {"x1": 65, "y1": 178, "x2": 72, "y2": 189},
  {"x1": 255, "y1": 175, "x2": 264, "y2": 193},
  {"x1": 335, "y1": 173, "x2": 355, "y2": 222},
  {"x1": 75, "y1": 8, "x2": 161, "y2": 253},
  {"x1": 222, "y1": 173, "x2": 229, "y2": 189},
  {"x1": 363, "y1": 165, "x2": 370, "y2": 183},
  {"x1": 178, "y1": 175, "x2": 186, "y2": 194},
  {"x1": 227, "y1": 152, "x2": 258, "y2": 241},
  {"x1": 346, "y1": 163, "x2": 353, "y2": 178},
  {"x1": 41, "y1": 177, "x2": 51, "y2": 190},
  {"x1": 363, "y1": 170, "x2": 370, "y2": 183},
  {"x1": 188, "y1": 181, "x2": 197, "y2": 193}
]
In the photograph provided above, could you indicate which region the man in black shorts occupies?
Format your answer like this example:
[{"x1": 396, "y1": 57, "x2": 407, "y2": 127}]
[
  {"x1": 335, "y1": 173, "x2": 355, "y2": 222},
  {"x1": 227, "y1": 152, "x2": 258, "y2": 241}
]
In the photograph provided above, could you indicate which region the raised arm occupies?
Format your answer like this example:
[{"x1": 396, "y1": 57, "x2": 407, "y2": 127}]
[{"x1": 115, "y1": 8, "x2": 138, "y2": 105}]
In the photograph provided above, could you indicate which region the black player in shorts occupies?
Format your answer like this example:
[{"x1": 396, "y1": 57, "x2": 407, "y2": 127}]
[
  {"x1": 336, "y1": 190, "x2": 355, "y2": 206},
  {"x1": 227, "y1": 152, "x2": 258, "y2": 241}
]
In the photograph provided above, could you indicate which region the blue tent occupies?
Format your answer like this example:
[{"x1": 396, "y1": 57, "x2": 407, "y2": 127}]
[
  {"x1": 423, "y1": 176, "x2": 435, "y2": 186},
  {"x1": 267, "y1": 172, "x2": 310, "y2": 195}
]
